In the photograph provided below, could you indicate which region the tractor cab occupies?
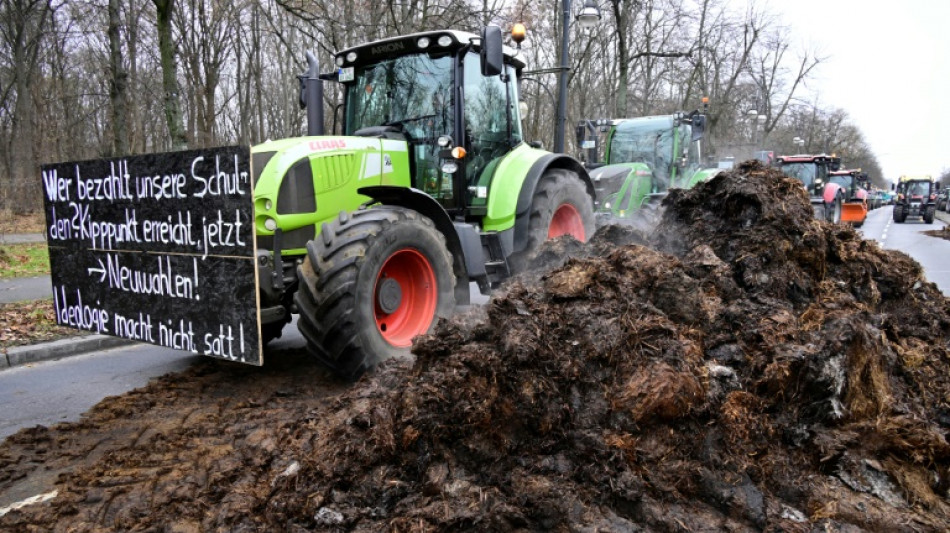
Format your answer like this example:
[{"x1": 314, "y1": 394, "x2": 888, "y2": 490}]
[
  {"x1": 333, "y1": 30, "x2": 527, "y2": 216},
  {"x1": 774, "y1": 154, "x2": 840, "y2": 198}
]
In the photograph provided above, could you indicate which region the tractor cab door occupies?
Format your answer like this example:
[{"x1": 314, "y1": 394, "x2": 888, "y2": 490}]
[{"x1": 461, "y1": 51, "x2": 522, "y2": 205}]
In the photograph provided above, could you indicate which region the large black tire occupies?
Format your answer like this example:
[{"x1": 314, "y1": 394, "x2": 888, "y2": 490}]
[
  {"x1": 295, "y1": 207, "x2": 456, "y2": 379},
  {"x1": 893, "y1": 205, "x2": 903, "y2": 223},
  {"x1": 924, "y1": 206, "x2": 935, "y2": 224},
  {"x1": 826, "y1": 194, "x2": 843, "y2": 224},
  {"x1": 510, "y1": 169, "x2": 595, "y2": 273}
]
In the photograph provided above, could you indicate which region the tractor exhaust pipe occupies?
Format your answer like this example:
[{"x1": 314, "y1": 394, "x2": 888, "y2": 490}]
[{"x1": 298, "y1": 51, "x2": 325, "y2": 136}]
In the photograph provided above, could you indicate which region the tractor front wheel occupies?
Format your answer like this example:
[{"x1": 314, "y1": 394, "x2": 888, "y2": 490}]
[
  {"x1": 510, "y1": 169, "x2": 594, "y2": 273},
  {"x1": 924, "y1": 206, "x2": 935, "y2": 224},
  {"x1": 295, "y1": 207, "x2": 456, "y2": 379},
  {"x1": 826, "y1": 194, "x2": 843, "y2": 224}
]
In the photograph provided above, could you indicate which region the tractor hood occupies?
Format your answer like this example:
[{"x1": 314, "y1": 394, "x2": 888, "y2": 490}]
[{"x1": 250, "y1": 136, "x2": 411, "y2": 254}]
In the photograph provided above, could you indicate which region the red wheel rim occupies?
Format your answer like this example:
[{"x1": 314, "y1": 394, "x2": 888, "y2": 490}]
[
  {"x1": 374, "y1": 249, "x2": 438, "y2": 347},
  {"x1": 548, "y1": 203, "x2": 586, "y2": 241}
]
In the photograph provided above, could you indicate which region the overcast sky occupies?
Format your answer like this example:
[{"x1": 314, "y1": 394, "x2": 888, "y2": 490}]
[{"x1": 750, "y1": 0, "x2": 949, "y2": 183}]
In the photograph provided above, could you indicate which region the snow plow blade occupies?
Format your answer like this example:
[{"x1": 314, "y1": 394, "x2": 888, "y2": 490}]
[{"x1": 841, "y1": 202, "x2": 867, "y2": 224}]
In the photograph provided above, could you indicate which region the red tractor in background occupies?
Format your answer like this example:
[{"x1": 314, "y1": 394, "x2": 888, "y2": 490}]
[
  {"x1": 827, "y1": 169, "x2": 870, "y2": 227},
  {"x1": 773, "y1": 154, "x2": 846, "y2": 223},
  {"x1": 893, "y1": 175, "x2": 937, "y2": 223}
]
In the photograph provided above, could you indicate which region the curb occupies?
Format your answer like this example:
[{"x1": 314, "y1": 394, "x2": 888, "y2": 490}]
[{"x1": 2, "y1": 335, "x2": 138, "y2": 370}]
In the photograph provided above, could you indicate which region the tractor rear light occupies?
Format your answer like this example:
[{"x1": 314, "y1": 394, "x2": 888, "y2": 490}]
[{"x1": 451, "y1": 147, "x2": 467, "y2": 159}]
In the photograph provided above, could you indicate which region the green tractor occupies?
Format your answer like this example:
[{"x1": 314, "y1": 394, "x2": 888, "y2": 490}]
[
  {"x1": 252, "y1": 27, "x2": 595, "y2": 378},
  {"x1": 575, "y1": 110, "x2": 720, "y2": 223}
]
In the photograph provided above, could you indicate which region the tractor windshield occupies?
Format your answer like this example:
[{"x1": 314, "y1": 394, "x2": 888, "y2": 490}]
[
  {"x1": 829, "y1": 174, "x2": 853, "y2": 188},
  {"x1": 344, "y1": 53, "x2": 454, "y2": 138},
  {"x1": 780, "y1": 162, "x2": 819, "y2": 189},
  {"x1": 608, "y1": 116, "x2": 676, "y2": 185},
  {"x1": 906, "y1": 181, "x2": 930, "y2": 198}
]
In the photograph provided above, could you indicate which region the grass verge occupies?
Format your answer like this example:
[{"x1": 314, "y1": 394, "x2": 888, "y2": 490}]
[
  {"x1": 0, "y1": 243, "x2": 50, "y2": 278},
  {"x1": 1, "y1": 299, "x2": 86, "y2": 349}
]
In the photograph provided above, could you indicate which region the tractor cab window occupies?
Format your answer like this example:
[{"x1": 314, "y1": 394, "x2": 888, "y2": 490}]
[
  {"x1": 609, "y1": 116, "x2": 675, "y2": 190},
  {"x1": 906, "y1": 181, "x2": 929, "y2": 197},
  {"x1": 343, "y1": 53, "x2": 455, "y2": 201},
  {"x1": 462, "y1": 52, "x2": 522, "y2": 193},
  {"x1": 829, "y1": 174, "x2": 852, "y2": 188},
  {"x1": 780, "y1": 162, "x2": 816, "y2": 188}
]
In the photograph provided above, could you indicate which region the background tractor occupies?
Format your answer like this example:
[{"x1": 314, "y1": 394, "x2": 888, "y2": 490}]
[
  {"x1": 574, "y1": 109, "x2": 720, "y2": 224},
  {"x1": 893, "y1": 175, "x2": 937, "y2": 224},
  {"x1": 773, "y1": 153, "x2": 845, "y2": 223},
  {"x1": 252, "y1": 27, "x2": 595, "y2": 378},
  {"x1": 827, "y1": 169, "x2": 870, "y2": 227}
]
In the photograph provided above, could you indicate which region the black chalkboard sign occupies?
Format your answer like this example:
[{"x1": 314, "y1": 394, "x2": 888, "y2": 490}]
[{"x1": 41, "y1": 146, "x2": 263, "y2": 365}]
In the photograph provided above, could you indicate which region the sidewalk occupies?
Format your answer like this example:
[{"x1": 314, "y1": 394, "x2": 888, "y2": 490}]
[{"x1": 1, "y1": 235, "x2": 137, "y2": 370}]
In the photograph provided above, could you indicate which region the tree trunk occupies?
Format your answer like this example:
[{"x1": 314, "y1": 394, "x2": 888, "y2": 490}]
[
  {"x1": 108, "y1": 0, "x2": 129, "y2": 156},
  {"x1": 152, "y1": 0, "x2": 187, "y2": 150}
]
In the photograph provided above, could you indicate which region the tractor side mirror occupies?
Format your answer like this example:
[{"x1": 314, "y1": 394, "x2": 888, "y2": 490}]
[
  {"x1": 480, "y1": 25, "x2": 504, "y2": 77},
  {"x1": 691, "y1": 115, "x2": 706, "y2": 142}
]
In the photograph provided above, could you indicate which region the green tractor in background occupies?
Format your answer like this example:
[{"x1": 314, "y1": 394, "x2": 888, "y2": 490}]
[
  {"x1": 575, "y1": 108, "x2": 720, "y2": 224},
  {"x1": 252, "y1": 27, "x2": 595, "y2": 378}
]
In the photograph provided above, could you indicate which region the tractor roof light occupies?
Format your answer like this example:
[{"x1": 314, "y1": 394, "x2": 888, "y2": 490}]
[
  {"x1": 441, "y1": 161, "x2": 459, "y2": 174},
  {"x1": 437, "y1": 35, "x2": 453, "y2": 47},
  {"x1": 511, "y1": 23, "x2": 526, "y2": 45},
  {"x1": 346, "y1": 51, "x2": 358, "y2": 63},
  {"x1": 417, "y1": 36, "x2": 431, "y2": 49},
  {"x1": 335, "y1": 56, "x2": 344, "y2": 67},
  {"x1": 437, "y1": 135, "x2": 453, "y2": 148}
]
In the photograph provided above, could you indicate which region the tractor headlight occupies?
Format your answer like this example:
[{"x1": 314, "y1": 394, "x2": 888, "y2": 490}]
[
  {"x1": 441, "y1": 161, "x2": 459, "y2": 174},
  {"x1": 264, "y1": 217, "x2": 277, "y2": 231},
  {"x1": 264, "y1": 199, "x2": 273, "y2": 211}
]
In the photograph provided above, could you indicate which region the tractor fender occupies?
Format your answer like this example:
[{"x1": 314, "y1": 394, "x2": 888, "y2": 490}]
[
  {"x1": 822, "y1": 183, "x2": 843, "y2": 204},
  {"x1": 357, "y1": 185, "x2": 472, "y2": 306},
  {"x1": 511, "y1": 153, "x2": 595, "y2": 253}
]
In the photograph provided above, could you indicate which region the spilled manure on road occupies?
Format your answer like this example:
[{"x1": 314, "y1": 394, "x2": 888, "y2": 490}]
[{"x1": 3, "y1": 160, "x2": 950, "y2": 531}]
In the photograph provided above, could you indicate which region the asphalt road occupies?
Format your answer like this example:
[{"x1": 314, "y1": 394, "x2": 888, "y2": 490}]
[{"x1": 856, "y1": 205, "x2": 950, "y2": 296}]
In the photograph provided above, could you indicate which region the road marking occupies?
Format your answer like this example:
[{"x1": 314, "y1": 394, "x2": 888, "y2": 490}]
[{"x1": 0, "y1": 490, "x2": 58, "y2": 517}]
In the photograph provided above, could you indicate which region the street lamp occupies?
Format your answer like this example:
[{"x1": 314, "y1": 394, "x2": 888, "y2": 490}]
[
  {"x1": 554, "y1": 0, "x2": 602, "y2": 153},
  {"x1": 793, "y1": 136, "x2": 805, "y2": 152},
  {"x1": 746, "y1": 110, "x2": 766, "y2": 150}
]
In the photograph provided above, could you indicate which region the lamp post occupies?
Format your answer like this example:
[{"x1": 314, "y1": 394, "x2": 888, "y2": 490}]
[
  {"x1": 746, "y1": 109, "x2": 766, "y2": 151},
  {"x1": 554, "y1": 0, "x2": 601, "y2": 153}
]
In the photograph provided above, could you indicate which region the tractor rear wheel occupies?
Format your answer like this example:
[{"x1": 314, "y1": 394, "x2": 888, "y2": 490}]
[
  {"x1": 510, "y1": 169, "x2": 594, "y2": 272},
  {"x1": 295, "y1": 207, "x2": 456, "y2": 379}
]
